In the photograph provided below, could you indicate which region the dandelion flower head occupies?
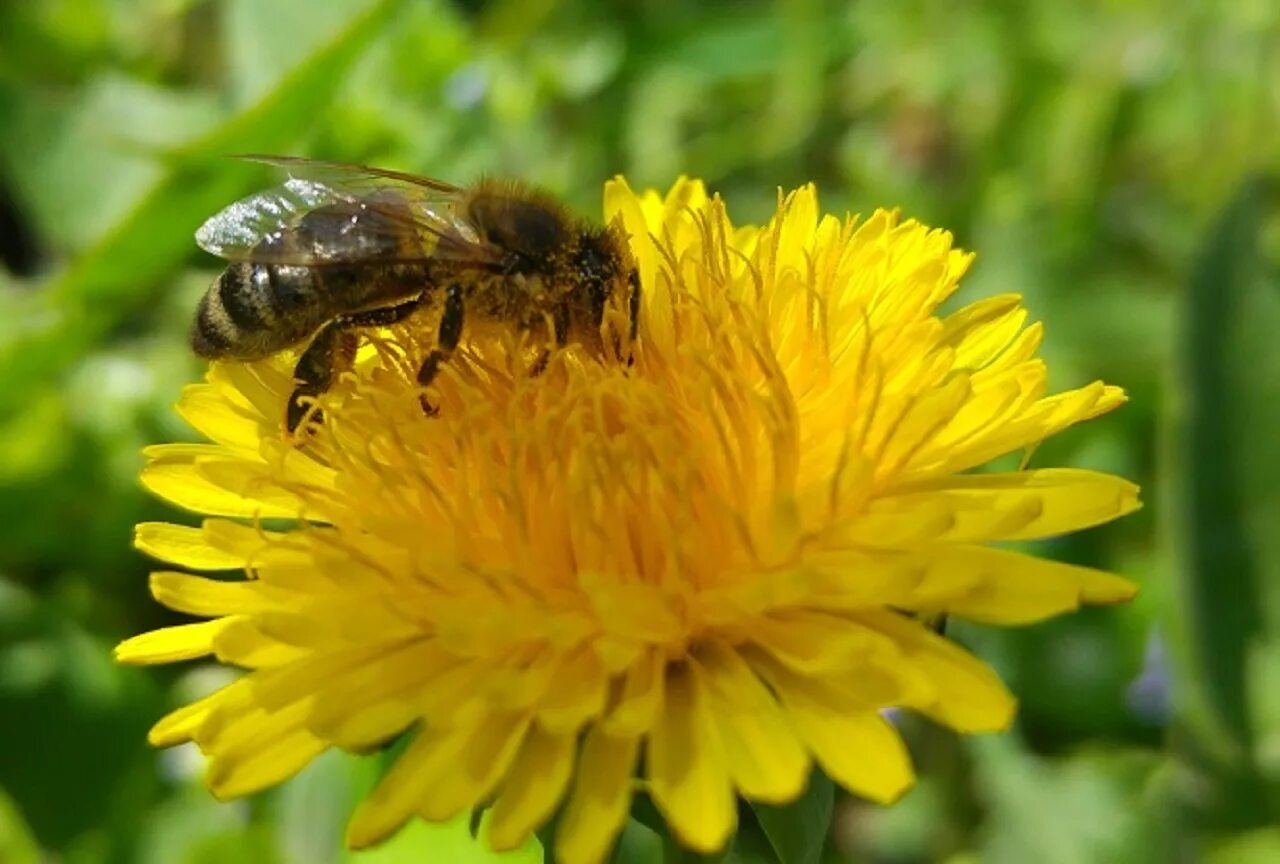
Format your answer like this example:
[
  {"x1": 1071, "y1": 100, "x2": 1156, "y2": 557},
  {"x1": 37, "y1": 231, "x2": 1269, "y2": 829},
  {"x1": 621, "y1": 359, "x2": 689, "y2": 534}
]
[{"x1": 118, "y1": 177, "x2": 1140, "y2": 863}]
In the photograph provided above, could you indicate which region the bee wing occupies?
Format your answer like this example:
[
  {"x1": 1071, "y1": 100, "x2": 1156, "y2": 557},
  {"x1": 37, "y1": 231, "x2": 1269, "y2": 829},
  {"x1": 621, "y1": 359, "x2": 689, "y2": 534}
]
[
  {"x1": 235, "y1": 155, "x2": 463, "y2": 194},
  {"x1": 194, "y1": 157, "x2": 502, "y2": 267}
]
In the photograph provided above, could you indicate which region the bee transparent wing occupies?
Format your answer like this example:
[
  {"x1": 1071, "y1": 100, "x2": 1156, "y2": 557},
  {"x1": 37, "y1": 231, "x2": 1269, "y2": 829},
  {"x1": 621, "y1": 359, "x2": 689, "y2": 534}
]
[
  {"x1": 194, "y1": 177, "x2": 332, "y2": 260},
  {"x1": 236, "y1": 155, "x2": 463, "y2": 195},
  {"x1": 195, "y1": 157, "x2": 503, "y2": 267}
]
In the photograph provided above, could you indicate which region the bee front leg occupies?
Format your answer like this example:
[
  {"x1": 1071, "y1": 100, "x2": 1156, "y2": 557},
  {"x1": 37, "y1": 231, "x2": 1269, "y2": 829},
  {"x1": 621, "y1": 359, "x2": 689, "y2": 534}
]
[
  {"x1": 417, "y1": 283, "x2": 464, "y2": 415},
  {"x1": 288, "y1": 295, "x2": 423, "y2": 433}
]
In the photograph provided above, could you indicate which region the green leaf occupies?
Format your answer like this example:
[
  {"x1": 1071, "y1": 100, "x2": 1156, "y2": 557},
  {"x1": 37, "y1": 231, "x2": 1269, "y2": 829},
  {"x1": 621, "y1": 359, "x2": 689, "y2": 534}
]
[
  {"x1": 750, "y1": 770, "x2": 833, "y2": 864},
  {"x1": 0, "y1": 0, "x2": 405, "y2": 421},
  {"x1": 137, "y1": 787, "x2": 282, "y2": 864},
  {"x1": 968, "y1": 736, "x2": 1169, "y2": 864},
  {"x1": 223, "y1": 0, "x2": 387, "y2": 106},
  {"x1": 628, "y1": 791, "x2": 667, "y2": 838},
  {"x1": 0, "y1": 787, "x2": 39, "y2": 864},
  {"x1": 0, "y1": 74, "x2": 222, "y2": 252},
  {"x1": 627, "y1": 792, "x2": 733, "y2": 863},
  {"x1": 276, "y1": 751, "x2": 364, "y2": 864},
  {"x1": 1205, "y1": 828, "x2": 1280, "y2": 864},
  {"x1": 1169, "y1": 175, "x2": 1280, "y2": 826},
  {"x1": 612, "y1": 819, "x2": 662, "y2": 864},
  {"x1": 660, "y1": 833, "x2": 730, "y2": 864},
  {"x1": 343, "y1": 812, "x2": 541, "y2": 864}
]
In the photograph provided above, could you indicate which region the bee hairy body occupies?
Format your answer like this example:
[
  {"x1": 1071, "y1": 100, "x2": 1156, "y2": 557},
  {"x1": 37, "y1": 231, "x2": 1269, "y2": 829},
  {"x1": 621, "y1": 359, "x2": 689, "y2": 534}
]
[{"x1": 190, "y1": 162, "x2": 639, "y2": 434}]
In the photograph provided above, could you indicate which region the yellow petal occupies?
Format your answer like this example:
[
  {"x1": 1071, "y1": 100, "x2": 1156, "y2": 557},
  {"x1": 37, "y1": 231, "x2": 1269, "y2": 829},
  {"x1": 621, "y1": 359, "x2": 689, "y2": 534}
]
[
  {"x1": 212, "y1": 360, "x2": 290, "y2": 422},
  {"x1": 771, "y1": 185, "x2": 819, "y2": 277},
  {"x1": 205, "y1": 698, "x2": 327, "y2": 798},
  {"x1": 696, "y1": 641, "x2": 809, "y2": 803},
  {"x1": 417, "y1": 712, "x2": 531, "y2": 822},
  {"x1": 760, "y1": 656, "x2": 913, "y2": 803},
  {"x1": 873, "y1": 374, "x2": 973, "y2": 480},
  {"x1": 199, "y1": 518, "x2": 285, "y2": 566},
  {"x1": 601, "y1": 648, "x2": 664, "y2": 737},
  {"x1": 135, "y1": 522, "x2": 245, "y2": 570},
  {"x1": 905, "y1": 546, "x2": 1138, "y2": 624},
  {"x1": 535, "y1": 648, "x2": 608, "y2": 734},
  {"x1": 115, "y1": 618, "x2": 232, "y2": 665},
  {"x1": 761, "y1": 636, "x2": 933, "y2": 712},
  {"x1": 746, "y1": 609, "x2": 905, "y2": 677},
  {"x1": 194, "y1": 459, "x2": 318, "y2": 517},
  {"x1": 257, "y1": 436, "x2": 340, "y2": 490},
  {"x1": 660, "y1": 176, "x2": 709, "y2": 226},
  {"x1": 940, "y1": 296, "x2": 1030, "y2": 369},
  {"x1": 176, "y1": 383, "x2": 263, "y2": 456},
  {"x1": 305, "y1": 640, "x2": 452, "y2": 747},
  {"x1": 140, "y1": 460, "x2": 298, "y2": 519},
  {"x1": 604, "y1": 177, "x2": 659, "y2": 309},
  {"x1": 150, "y1": 701, "x2": 211, "y2": 748},
  {"x1": 868, "y1": 468, "x2": 1141, "y2": 543},
  {"x1": 346, "y1": 728, "x2": 442, "y2": 848},
  {"x1": 149, "y1": 571, "x2": 272, "y2": 617},
  {"x1": 554, "y1": 728, "x2": 639, "y2": 864},
  {"x1": 584, "y1": 578, "x2": 685, "y2": 645},
  {"x1": 487, "y1": 724, "x2": 577, "y2": 851},
  {"x1": 347, "y1": 711, "x2": 531, "y2": 845},
  {"x1": 250, "y1": 644, "x2": 396, "y2": 713},
  {"x1": 149, "y1": 678, "x2": 251, "y2": 747},
  {"x1": 141, "y1": 442, "x2": 232, "y2": 461},
  {"x1": 211, "y1": 618, "x2": 306, "y2": 668},
  {"x1": 918, "y1": 362, "x2": 1046, "y2": 467},
  {"x1": 646, "y1": 664, "x2": 736, "y2": 854},
  {"x1": 790, "y1": 707, "x2": 913, "y2": 805},
  {"x1": 320, "y1": 699, "x2": 420, "y2": 752},
  {"x1": 861, "y1": 612, "x2": 1016, "y2": 733},
  {"x1": 931, "y1": 381, "x2": 1126, "y2": 474}
]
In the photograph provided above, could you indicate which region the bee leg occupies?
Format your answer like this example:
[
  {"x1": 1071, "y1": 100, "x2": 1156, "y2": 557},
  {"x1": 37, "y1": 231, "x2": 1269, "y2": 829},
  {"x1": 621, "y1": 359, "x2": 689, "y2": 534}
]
[
  {"x1": 529, "y1": 304, "x2": 570, "y2": 378},
  {"x1": 627, "y1": 269, "x2": 641, "y2": 365},
  {"x1": 286, "y1": 296, "x2": 424, "y2": 432},
  {"x1": 336, "y1": 295, "x2": 424, "y2": 329},
  {"x1": 417, "y1": 283, "x2": 464, "y2": 415},
  {"x1": 288, "y1": 324, "x2": 358, "y2": 433},
  {"x1": 628, "y1": 270, "x2": 641, "y2": 344}
]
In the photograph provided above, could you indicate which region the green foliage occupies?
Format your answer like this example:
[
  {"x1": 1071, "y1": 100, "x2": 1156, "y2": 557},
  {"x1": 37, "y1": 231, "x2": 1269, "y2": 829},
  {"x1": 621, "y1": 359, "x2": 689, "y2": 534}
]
[
  {"x1": 348, "y1": 813, "x2": 542, "y2": 864},
  {"x1": 750, "y1": 770, "x2": 833, "y2": 864},
  {"x1": 0, "y1": 787, "x2": 40, "y2": 864},
  {"x1": 1167, "y1": 176, "x2": 1280, "y2": 829},
  {"x1": 0, "y1": 0, "x2": 1276, "y2": 861}
]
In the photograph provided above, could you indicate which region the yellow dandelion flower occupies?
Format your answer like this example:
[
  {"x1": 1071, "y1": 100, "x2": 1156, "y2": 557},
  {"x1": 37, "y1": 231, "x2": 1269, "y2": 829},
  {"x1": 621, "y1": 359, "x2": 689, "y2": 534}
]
[{"x1": 118, "y1": 177, "x2": 1140, "y2": 863}]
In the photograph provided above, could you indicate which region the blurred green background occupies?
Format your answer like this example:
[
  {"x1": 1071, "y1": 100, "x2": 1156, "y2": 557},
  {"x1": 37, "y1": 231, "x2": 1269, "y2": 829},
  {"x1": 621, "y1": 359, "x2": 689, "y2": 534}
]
[{"x1": 2, "y1": 0, "x2": 1279, "y2": 862}]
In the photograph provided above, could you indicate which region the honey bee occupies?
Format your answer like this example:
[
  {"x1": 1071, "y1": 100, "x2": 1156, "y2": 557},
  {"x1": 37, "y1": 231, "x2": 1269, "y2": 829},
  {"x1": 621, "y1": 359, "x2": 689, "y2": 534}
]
[{"x1": 192, "y1": 156, "x2": 640, "y2": 432}]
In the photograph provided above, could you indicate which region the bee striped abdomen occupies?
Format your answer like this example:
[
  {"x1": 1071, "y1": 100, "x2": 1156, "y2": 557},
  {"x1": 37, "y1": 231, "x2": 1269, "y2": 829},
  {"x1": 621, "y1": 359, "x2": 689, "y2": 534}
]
[{"x1": 192, "y1": 263, "x2": 325, "y2": 359}]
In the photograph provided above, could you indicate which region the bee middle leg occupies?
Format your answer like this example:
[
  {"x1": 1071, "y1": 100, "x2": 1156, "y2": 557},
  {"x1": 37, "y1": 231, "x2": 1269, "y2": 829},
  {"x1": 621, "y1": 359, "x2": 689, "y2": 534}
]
[
  {"x1": 288, "y1": 295, "x2": 424, "y2": 432},
  {"x1": 288, "y1": 325, "x2": 357, "y2": 433},
  {"x1": 417, "y1": 283, "x2": 464, "y2": 415}
]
